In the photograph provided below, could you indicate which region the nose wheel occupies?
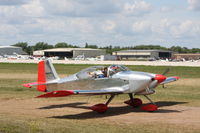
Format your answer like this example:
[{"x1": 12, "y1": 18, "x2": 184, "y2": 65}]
[
  {"x1": 124, "y1": 93, "x2": 158, "y2": 112},
  {"x1": 141, "y1": 104, "x2": 158, "y2": 112},
  {"x1": 141, "y1": 95, "x2": 158, "y2": 112}
]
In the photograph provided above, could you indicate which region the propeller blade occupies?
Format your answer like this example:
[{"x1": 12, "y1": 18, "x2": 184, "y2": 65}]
[{"x1": 162, "y1": 68, "x2": 170, "y2": 75}]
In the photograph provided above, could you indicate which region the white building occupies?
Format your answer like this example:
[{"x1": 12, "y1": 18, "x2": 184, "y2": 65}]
[
  {"x1": 113, "y1": 50, "x2": 173, "y2": 60},
  {"x1": 33, "y1": 48, "x2": 106, "y2": 59}
]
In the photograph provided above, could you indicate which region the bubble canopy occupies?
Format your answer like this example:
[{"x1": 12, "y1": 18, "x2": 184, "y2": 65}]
[{"x1": 76, "y1": 65, "x2": 129, "y2": 79}]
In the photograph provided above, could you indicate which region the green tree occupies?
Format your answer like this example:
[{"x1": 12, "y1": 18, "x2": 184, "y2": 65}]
[
  {"x1": 34, "y1": 42, "x2": 54, "y2": 50},
  {"x1": 191, "y1": 48, "x2": 200, "y2": 53},
  {"x1": 84, "y1": 43, "x2": 98, "y2": 49},
  {"x1": 12, "y1": 42, "x2": 28, "y2": 52},
  {"x1": 133, "y1": 45, "x2": 167, "y2": 50},
  {"x1": 85, "y1": 43, "x2": 89, "y2": 48},
  {"x1": 26, "y1": 46, "x2": 34, "y2": 55},
  {"x1": 55, "y1": 42, "x2": 69, "y2": 48},
  {"x1": 169, "y1": 46, "x2": 183, "y2": 53}
]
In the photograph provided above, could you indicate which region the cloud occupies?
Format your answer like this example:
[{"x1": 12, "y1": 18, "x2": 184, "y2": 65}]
[
  {"x1": 160, "y1": 6, "x2": 173, "y2": 12},
  {"x1": 123, "y1": 0, "x2": 152, "y2": 16},
  {"x1": 41, "y1": 0, "x2": 152, "y2": 17},
  {"x1": 0, "y1": 0, "x2": 44, "y2": 24},
  {"x1": 101, "y1": 20, "x2": 116, "y2": 33},
  {"x1": 188, "y1": 0, "x2": 200, "y2": 11},
  {"x1": 0, "y1": 24, "x2": 18, "y2": 36},
  {"x1": 0, "y1": 0, "x2": 199, "y2": 48},
  {"x1": 132, "y1": 21, "x2": 151, "y2": 33},
  {"x1": 41, "y1": 0, "x2": 121, "y2": 17},
  {"x1": 21, "y1": 0, "x2": 44, "y2": 17},
  {"x1": 170, "y1": 20, "x2": 200, "y2": 38},
  {"x1": 0, "y1": 0, "x2": 28, "y2": 6}
]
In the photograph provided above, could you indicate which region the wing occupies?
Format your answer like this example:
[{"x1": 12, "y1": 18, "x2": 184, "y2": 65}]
[
  {"x1": 37, "y1": 86, "x2": 126, "y2": 98},
  {"x1": 160, "y1": 76, "x2": 179, "y2": 84}
]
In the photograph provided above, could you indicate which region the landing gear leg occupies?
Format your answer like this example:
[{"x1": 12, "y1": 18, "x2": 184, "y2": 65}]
[
  {"x1": 91, "y1": 94, "x2": 115, "y2": 113},
  {"x1": 144, "y1": 95, "x2": 155, "y2": 104},
  {"x1": 142, "y1": 95, "x2": 158, "y2": 112},
  {"x1": 129, "y1": 93, "x2": 134, "y2": 104},
  {"x1": 105, "y1": 94, "x2": 115, "y2": 106}
]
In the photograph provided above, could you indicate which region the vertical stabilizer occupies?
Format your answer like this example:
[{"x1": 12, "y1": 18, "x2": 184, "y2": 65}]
[
  {"x1": 45, "y1": 59, "x2": 60, "y2": 82},
  {"x1": 37, "y1": 59, "x2": 60, "y2": 92}
]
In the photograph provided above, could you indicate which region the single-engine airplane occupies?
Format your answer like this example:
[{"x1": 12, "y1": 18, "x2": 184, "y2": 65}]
[{"x1": 23, "y1": 59, "x2": 179, "y2": 113}]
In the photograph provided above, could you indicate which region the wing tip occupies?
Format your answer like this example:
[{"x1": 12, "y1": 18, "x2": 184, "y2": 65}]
[{"x1": 173, "y1": 76, "x2": 180, "y2": 80}]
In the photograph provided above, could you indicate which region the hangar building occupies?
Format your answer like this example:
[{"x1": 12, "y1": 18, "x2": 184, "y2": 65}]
[
  {"x1": 0, "y1": 46, "x2": 27, "y2": 56},
  {"x1": 33, "y1": 48, "x2": 106, "y2": 59},
  {"x1": 174, "y1": 53, "x2": 200, "y2": 60},
  {"x1": 112, "y1": 50, "x2": 173, "y2": 60}
]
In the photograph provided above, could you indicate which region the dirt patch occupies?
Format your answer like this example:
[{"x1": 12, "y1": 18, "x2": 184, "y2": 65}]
[
  {"x1": 0, "y1": 98, "x2": 199, "y2": 129},
  {"x1": 170, "y1": 78, "x2": 200, "y2": 87}
]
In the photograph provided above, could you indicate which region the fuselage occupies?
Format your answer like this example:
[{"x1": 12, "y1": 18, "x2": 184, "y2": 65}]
[{"x1": 48, "y1": 69, "x2": 162, "y2": 95}]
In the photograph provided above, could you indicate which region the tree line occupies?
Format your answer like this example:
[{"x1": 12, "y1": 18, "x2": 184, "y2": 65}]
[{"x1": 12, "y1": 42, "x2": 200, "y2": 55}]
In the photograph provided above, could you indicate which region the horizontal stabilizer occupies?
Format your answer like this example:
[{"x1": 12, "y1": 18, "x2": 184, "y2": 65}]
[
  {"x1": 37, "y1": 90, "x2": 74, "y2": 98},
  {"x1": 22, "y1": 81, "x2": 57, "y2": 88},
  {"x1": 22, "y1": 82, "x2": 39, "y2": 88}
]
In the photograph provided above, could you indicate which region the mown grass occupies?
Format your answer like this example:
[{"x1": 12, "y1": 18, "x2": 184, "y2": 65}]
[
  {"x1": 0, "y1": 63, "x2": 200, "y2": 78},
  {"x1": 0, "y1": 63, "x2": 200, "y2": 133},
  {"x1": 0, "y1": 63, "x2": 200, "y2": 103}
]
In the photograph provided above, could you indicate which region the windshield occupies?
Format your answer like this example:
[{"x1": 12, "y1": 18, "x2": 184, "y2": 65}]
[
  {"x1": 107, "y1": 65, "x2": 129, "y2": 77},
  {"x1": 76, "y1": 65, "x2": 129, "y2": 79},
  {"x1": 76, "y1": 66, "x2": 105, "y2": 79}
]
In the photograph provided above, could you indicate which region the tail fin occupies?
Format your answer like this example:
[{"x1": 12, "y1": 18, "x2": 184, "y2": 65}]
[
  {"x1": 37, "y1": 60, "x2": 46, "y2": 92},
  {"x1": 37, "y1": 59, "x2": 60, "y2": 92}
]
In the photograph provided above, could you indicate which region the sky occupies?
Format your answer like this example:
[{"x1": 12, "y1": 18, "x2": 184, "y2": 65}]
[{"x1": 0, "y1": 0, "x2": 200, "y2": 48}]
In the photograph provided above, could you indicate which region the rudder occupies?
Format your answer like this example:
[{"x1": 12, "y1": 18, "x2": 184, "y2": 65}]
[{"x1": 37, "y1": 60, "x2": 46, "y2": 92}]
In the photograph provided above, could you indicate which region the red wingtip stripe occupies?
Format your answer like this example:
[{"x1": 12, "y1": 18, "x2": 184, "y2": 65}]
[
  {"x1": 37, "y1": 90, "x2": 74, "y2": 98},
  {"x1": 173, "y1": 76, "x2": 180, "y2": 80}
]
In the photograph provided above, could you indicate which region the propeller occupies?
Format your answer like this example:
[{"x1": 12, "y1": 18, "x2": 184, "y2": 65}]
[
  {"x1": 162, "y1": 68, "x2": 170, "y2": 75},
  {"x1": 162, "y1": 68, "x2": 170, "y2": 88}
]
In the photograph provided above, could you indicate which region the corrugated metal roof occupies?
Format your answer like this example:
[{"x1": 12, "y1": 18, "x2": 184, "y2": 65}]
[
  {"x1": 0, "y1": 46, "x2": 20, "y2": 49},
  {"x1": 114, "y1": 49, "x2": 173, "y2": 53},
  {"x1": 43, "y1": 48, "x2": 104, "y2": 52}
]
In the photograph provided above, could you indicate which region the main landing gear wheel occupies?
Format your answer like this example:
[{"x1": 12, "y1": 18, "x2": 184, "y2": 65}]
[
  {"x1": 90, "y1": 104, "x2": 108, "y2": 113},
  {"x1": 90, "y1": 94, "x2": 115, "y2": 113},
  {"x1": 124, "y1": 98, "x2": 143, "y2": 107},
  {"x1": 124, "y1": 93, "x2": 143, "y2": 107}
]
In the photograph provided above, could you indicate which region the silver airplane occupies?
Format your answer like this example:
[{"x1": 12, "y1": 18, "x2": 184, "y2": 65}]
[{"x1": 23, "y1": 59, "x2": 179, "y2": 113}]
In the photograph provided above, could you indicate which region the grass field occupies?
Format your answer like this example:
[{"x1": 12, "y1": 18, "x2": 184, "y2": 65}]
[{"x1": 0, "y1": 63, "x2": 200, "y2": 133}]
